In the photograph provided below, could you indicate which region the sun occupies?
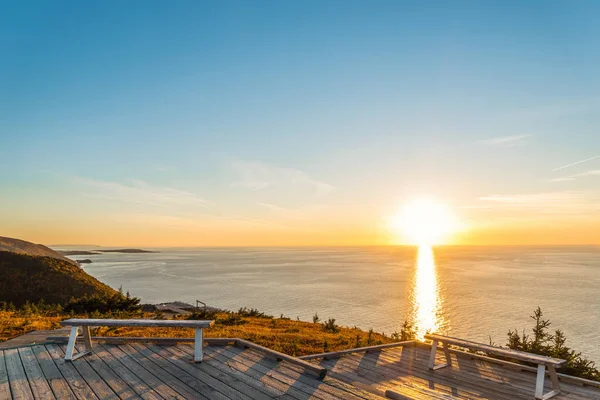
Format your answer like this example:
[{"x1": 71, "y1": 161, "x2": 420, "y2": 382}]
[{"x1": 389, "y1": 198, "x2": 458, "y2": 245}]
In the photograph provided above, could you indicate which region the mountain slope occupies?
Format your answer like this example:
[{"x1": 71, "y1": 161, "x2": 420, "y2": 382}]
[
  {"x1": 0, "y1": 236, "x2": 76, "y2": 265},
  {"x1": 0, "y1": 251, "x2": 118, "y2": 306}
]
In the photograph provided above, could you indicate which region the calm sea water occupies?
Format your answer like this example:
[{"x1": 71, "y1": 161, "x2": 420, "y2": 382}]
[{"x1": 61, "y1": 246, "x2": 600, "y2": 362}]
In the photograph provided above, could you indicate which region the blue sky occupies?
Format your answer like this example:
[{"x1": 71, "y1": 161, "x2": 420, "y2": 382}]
[{"x1": 2, "y1": 1, "x2": 600, "y2": 245}]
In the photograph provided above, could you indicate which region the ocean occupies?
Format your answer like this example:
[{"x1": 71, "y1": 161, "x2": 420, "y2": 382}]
[{"x1": 61, "y1": 245, "x2": 600, "y2": 362}]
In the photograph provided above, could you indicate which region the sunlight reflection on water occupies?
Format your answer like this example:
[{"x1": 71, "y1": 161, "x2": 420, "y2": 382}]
[{"x1": 411, "y1": 245, "x2": 444, "y2": 339}]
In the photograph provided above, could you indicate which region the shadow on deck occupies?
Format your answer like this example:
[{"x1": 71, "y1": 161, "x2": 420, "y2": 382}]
[
  {"x1": 1, "y1": 340, "x2": 599, "y2": 399},
  {"x1": 310, "y1": 343, "x2": 600, "y2": 400}
]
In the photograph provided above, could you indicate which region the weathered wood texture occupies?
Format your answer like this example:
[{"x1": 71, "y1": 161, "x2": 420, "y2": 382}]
[
  {"x1": 310, "y1": 344, "x2": 600, "y2": 400},
  {"x1": 2, "y1": 342, "x2": 383, "y2": 399},
  {"x1": 424, "y1": 334, "x2": 565, "y2": 365},
  {"x1": 299, "y1": 340, "x2": 416, "y2": 360},
  {"x1": 60, "y1": 318, "x2": 214, "y2": 328},
  {"x1": 4, "y1": 341, "x2": 600, "y2": 399}
]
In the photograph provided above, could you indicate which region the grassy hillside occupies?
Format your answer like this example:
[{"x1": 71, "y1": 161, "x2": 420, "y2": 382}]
[
  {"x1": 0, "y1": 251, "x2": 118, "y2": 306},
  {"x1": 0, "y1": 236, "x2": 76, "y2": 265},
  {"x1": 0, "y1": 307, "x2": 398, "y2": 356}
]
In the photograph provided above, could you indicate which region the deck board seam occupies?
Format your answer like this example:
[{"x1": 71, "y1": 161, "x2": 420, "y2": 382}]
[
  {"x1": 99, "y1": 343, "x2": 178, "y2": 400},
  {"x1": 77, "y1": 343, "x2": 147, "y2": 400},
  {"x1": 120, "y1": 342, "x2": 214, "y2": 400},
  {"x1": 158, "y1": 343, "x2": 262, "y2": 400},
  {"x1": 0, "y1": 350, "x2": 14, "y2": 400},
  {"x1": 205, "y1": 344, "x2": 371, "y2": 400},
  {"x1": 43, "y1": 344, "x2": 100, "y2": 400},
  {"x1": 8, "y1": 347, "x2": 36, "y2": 400},
  {"x1": 31, "y1": 345, "x2": 78, "y2": 400},
  {"x1": 56, "y1": 344, "x2": 120, "y2": 400}
]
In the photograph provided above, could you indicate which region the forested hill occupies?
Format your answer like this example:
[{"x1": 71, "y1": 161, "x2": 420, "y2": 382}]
[
  {"x1": 0, "y1": 251, "x2": 118, "y2": 306},
  {"x1": 0, "y1": 236, "x2": 76, "y2": 265}
]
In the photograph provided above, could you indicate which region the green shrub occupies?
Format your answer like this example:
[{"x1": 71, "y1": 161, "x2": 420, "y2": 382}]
[{"x1": 323, "y1": 318, "x2": 339, "y2": 333}]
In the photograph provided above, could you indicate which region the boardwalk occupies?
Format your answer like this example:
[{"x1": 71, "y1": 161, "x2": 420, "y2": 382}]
[{"x1": 1, "y1": 341, "x2": 599, "y2": 399}]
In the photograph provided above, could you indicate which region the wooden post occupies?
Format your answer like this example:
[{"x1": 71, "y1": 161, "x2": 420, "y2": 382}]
[
  {"x1": 64, "y1": 326, "x2": 79, "y2": 361},
  {"x1": 194, "y1": 328, "x2": 203, "y2": 362}
]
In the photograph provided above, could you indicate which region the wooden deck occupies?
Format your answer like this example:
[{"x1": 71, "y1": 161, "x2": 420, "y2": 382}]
[
  {"x1": 309, "y1": 344, "x2": 600, "y2": 400},
  {"x1": 1, "y1": 341, "x2": 599, "y2": 399}
]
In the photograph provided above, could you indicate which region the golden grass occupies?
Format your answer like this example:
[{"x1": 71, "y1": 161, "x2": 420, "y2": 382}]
[{"x1": 0, "y1": 311, "x2": 396, "y2": 356}]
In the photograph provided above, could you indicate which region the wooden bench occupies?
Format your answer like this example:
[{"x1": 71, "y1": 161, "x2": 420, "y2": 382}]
[
  {"x1": 60, "y1": 318, "x2": 214, "y2": 363},
  {"x1": 425, "y1": 334, "x2": 566, "y2": 400}
]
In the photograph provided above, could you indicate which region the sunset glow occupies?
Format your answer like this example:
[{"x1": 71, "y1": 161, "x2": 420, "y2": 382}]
[{"x1": 389, "y1": 199, "x2": 458, "y2": 245}]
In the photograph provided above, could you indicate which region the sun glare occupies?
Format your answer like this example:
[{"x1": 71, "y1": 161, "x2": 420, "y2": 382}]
[{"x1": 389, "y1": 198, "x2": 457, "y2": 245}]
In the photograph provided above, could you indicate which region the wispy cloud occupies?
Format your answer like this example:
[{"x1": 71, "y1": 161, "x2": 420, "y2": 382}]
[
  {"x1": 551, "y1": 154, "x2": 600, "y2": 172},
  {"x1": 75, "y1": 178, "x2": 209, "y2": 208},
  {"x1": 479, "y1": 134, "x2": 531, "y2": 147},
  {"x1": 476, "y1": 191, "x2": 600, "y2": 214},
  {"x1": 550, "y1": 169, "x2": 600, "y2": 182},
  {"x1": 230, "y1": 160, "x2": 334, "y2": 195}
]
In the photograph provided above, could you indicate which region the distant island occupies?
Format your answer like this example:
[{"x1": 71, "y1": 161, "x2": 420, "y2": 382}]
[
  {"x1": 59, "y1": 248, "x2": 158, "y2": 256},
  {"x1": 60, "y1": 250, "x2": 100, "y2": 256},
  {"x1": 76, "y1": 259, "x2": 93, "y2": 264},
  {"x1": 96, "y1": 249, "x2": 158, "y2": 253}
]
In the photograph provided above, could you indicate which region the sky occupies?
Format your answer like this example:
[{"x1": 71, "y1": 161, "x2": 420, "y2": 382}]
[{"x1": 1, "y1": 0, "x2": 600, "y2": 246}]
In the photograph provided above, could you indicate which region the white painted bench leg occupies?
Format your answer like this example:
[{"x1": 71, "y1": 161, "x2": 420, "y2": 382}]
[
  {"x1": 64, "y1": 326, "x2": 79, "y2": 361},
  {"x1": 548, "y1": 364, "x2": 561, "y2": 392},
  {"x1": 535, "y1": 364, "x2": 546, "y2": 399},
  {"x1": 428, "y1": 340, "x2": 438, "y2": 369},
  {"x1": 194, "y1": 328, "x2": 203, "y2": 362},
  {"x1": 534, "y1": 363, "x2": 561, "y2": 400},
  {"x1": 535, "y1": 363, "x2": 561, "y2": 400},
  {"x1": 428, "y1": 340, "x2": 450, "y2": 370},
  {"x1": 82, "y1": 326, "x2": 93, "y2": 353},
  {"x1": 442, "y1": 341, "x2": 451, "y2": 366}
]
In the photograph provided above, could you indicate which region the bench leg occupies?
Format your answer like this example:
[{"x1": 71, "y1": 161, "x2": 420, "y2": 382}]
[
  {"x1": 64, "y1": 326, "x2": 94, "y2": 361},
  {"x1": 194, "y1": 328, "x2": 203, "y2": 362},
  {"x1": 64, "y1": 327, "x2": 79, "y2": 361},
  {"x1": 428, "y1": 340, "x2": 450, "y2": 370},
  {"x1": 82, "y1": 326, "x2": 93, "y2": 353},
  {"x1": 535, "y1": 364, "x2": 561, "y2": 400}
]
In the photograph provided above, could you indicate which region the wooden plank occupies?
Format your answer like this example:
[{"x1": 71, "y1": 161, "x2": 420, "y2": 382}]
[
  {"x1": 89, "y1": 344, "x2": 162, "y2": 400},
  {"x1": 320, "y1": 348, "x2": 507, "y2": 400},
  {"x1": 320, "y1": 354, "x2": 459, "y2": 400},
  {"x1": 348, "y1": 346, "x2": 544, "y2": 400},
  {"x1": 424, "y1": 334, "x2": 565, "y2": 365},
  {"x1": 60, "y1": 319, "x2": 214, "y2": 328},
  {"x1": 101, "y1": 344, "x2": 185, "y2": 399},
  {"x1": 0, "y1": 350, "x2": 13, "y2": 400},
  {"x1": 81, "y1": 346, "x2": 141, "y2": 400},
  {"x1": 299, "y1": 341, "x2": 415, "y2": 360},
  {"x1": 211, "y1": 343, "x2": 382, "y2": 400},
  {"x1": 17, "y1": 347, "x2": 56, "y2": 400},
  {"x1": 44, "y1": 344, "x2": 99, "y2": 400},
  {"x1": 199, "y1": 345, "x2": 323, "y2": 400},
  {"x1": 116, "y1": 343, "x2": 206, "y2": 399},
  {"x1": 128, "y1": 343, "x2": 227, "y2": 400},
  {"x1": 236, "y1": 338, "x2": 327, "y2": 378},
  {"x1": 384, "y1": 346, "x2": 598, "y2": 400},
  {"x1": 4, "y1": 348, "x2": 35, "y2": 400},
  {"x1": 56, "y1": 344, "x2": 119, "y2": 400},
  {"x1": 153, "y1": 344, "x2": 259, "y2": 400},
  {"x1": 354, "y1": 346, "x2": 529, "y2": 400},
  {"x1": 30, "y1": 345, "x2": 77, "y2": 400}
]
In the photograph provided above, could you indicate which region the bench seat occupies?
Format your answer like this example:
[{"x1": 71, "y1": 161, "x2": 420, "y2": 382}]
[
  {"x1": 424, "y1": 333, "x2": 566, "y2": 400},
  {"x1": 60, "y1": 318, "x2": 214, "y2": 363}
]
